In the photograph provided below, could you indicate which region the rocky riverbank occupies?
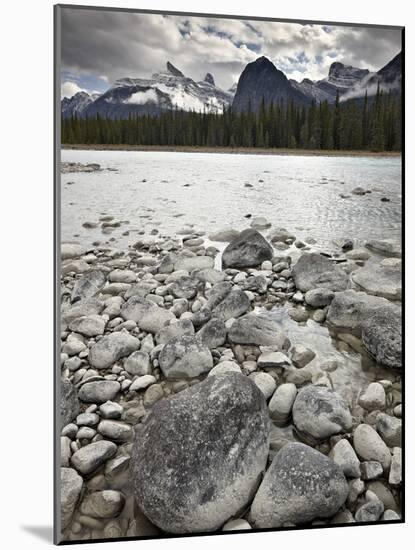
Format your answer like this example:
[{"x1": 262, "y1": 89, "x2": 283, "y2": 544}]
[{"x1": 60, "y1": 224, "x2": 402, "y2": 542}]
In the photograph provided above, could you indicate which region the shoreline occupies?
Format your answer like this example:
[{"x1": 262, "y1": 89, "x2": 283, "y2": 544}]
[{"x1": 61, "y1": 144, "x2": 402, "y2": 159}]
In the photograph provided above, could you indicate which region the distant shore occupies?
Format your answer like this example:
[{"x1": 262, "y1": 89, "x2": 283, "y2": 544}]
[{"x1": 61, "y1": 144, "x2": 401, "y2": 158}]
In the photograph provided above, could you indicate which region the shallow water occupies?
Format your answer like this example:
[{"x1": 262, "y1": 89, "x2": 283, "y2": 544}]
[
  {"x1": 60, "y1": 150, "x2": 401, "y2": 251},
  {"x1": 262, "y1": 306, "x2": 397, "y2": 406}
]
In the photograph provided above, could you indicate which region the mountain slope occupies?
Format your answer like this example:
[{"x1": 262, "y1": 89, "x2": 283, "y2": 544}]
[
  {"x1": 82, "y1": 62, "x2": 233, "y2": 119},
  {"x1": 61, "y1": 91, "x2": 101, "y2": 118},
  {"x1": 232, "y1": 56, "x2": 310, "y2": 112}
]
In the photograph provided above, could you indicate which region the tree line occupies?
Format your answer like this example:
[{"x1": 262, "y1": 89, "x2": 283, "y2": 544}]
[{"x1": 62, "y1": 88, "x2": 401, "y2": 152}]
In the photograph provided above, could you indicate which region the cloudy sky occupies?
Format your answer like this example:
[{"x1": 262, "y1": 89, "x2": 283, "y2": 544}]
[{"x1": 60, "y1": 7, "x2": 402, "y2": 98}]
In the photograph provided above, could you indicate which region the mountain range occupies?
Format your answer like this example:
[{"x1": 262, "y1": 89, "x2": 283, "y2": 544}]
[{"x1": 61, "y1": 52, "x2": 401, "y2": 119}]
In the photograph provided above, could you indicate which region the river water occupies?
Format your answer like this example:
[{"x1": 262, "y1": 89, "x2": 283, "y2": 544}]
[{"x1": 60, "y1": 149, "x2": 401, "y2": 252}]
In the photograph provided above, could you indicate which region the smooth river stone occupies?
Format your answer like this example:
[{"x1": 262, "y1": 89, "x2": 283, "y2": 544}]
[
  {"x1": 71, "y1": 440, "x2": 117, "y2": 475},
  {"x1": 89, "y1": 332, "x2": 140, "y2": 369}
]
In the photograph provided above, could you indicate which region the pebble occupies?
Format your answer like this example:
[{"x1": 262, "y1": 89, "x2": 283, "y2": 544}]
[
  {"x1": 129, "y1": 375, "x2": 157, "y2": 391},
  {"x1": 358, "y1": 383, "x2": 386, "y2": 411},
  {"x1": 97, "y1": 420, "x2": 133, "y2": 442},
  {"x1": 268, "y1": 383, "x2": 297, "y2": 425},
  {"x1": 330, "y1": 439, "x2": 361, "y2": 478},
  {"x1": 71, "y1": 440, "x2": 117, "y2": 475},
  {"x1": 99, "y1": 401, "x2": 123, "y2": 419},
  {"x1": 291, "y1": 345, "x2": 315, "y2": 367},
  {"x1": 250, "y1": 372, "x2": 277, "y2": 400},
  {"x1": 353, "y1": 424, "x2": 391, "y2": 471},
  {"x1": 257, "y1": 351, "x2": 290, "y2": 369}
]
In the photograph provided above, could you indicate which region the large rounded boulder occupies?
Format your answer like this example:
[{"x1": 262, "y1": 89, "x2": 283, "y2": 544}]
[
  {"x1": 362, "y1": 307, "x2": 402, "y2": 369},
  {"x1": 292, "y1": 253, "x2": 348, "y2": 292},
  {"x1": 250, "y1": 442, "x2": 348, "y2": 528},
  {"x1": 131, "y1": 372, "x2": 270, "y2": 533},
  {"x1": 221, "y1": 229, "x2": 273, "y2": 269}
]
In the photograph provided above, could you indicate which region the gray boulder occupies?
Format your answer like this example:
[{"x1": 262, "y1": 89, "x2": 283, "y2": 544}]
[
  {"x1": 362, "y1": 307, "x2": 402, "y2": 369},
  {"x1": 365, "y1": 239, "x2": 401, "y2": 258},
  {"x1": 61, "y1": 378, "x2": 80, "y2": 428},
  {"x1": 352, "y1": 260, "x2": 401, "y2": 301},
  {"x1": 212, "y1": 289, "x2": 251, "y2": 321},
  {"x1": 222, "y1": 229, "x2": 273, "y2": 269},
  {"x1": 71, "y1": 270, "x2": 106, "y2": 303},
  {"x1": 250, "y1": 442, "x2": 348, "y2": 528},
  {"x1": 131, "y1": 372, "x2": 270, "y2": 533},
  {"x1": 68, "y1": 314, "x2": 106, "y2": 337},
  {"x1": 326, "y1": 290, "x2": 394, "y2": 335},
  {"x1": 120, "y1": 296, "x2": 155, "y2": 323},
  {"x1": 304, "y1": 288, "x2": 335, "y2": 308},
  {"x1": 139, "y1": 306, "x2": 176, "y2": 334},
  {"x1": 169, "y1": 275, "x2": 200, "y2": 300},
  {"x1": 62, "y1": 298, "x2": 104, "y2": 324},
  {"x1": 292, "y1": 385, "x2": 352, "y2": 441},
  {"x1": 155, "y1": 319, "x2": 195, "y2": 345},
  {"x1": 292, "y1": 253, "x2": 348, "y2": 292},
  {"x1": 228, "y1": 313, "x2": 288, "y2": 347},
  {"x1": 61, "y1": 467, "x2": 83, "y2": 530},
  {"x1": 197, "y1": 318, "x2": 227, "y2": 349},
  {"x1": 89, "y1": 332, "x2": 140, "y2": 369},
  {"x1": 158, "y1": 335, "x2": 213, "y2": 379}
]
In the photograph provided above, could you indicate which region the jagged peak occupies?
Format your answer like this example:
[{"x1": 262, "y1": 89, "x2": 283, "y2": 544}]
[
  {"x1": 166, "y1": 61, "x2": 184, "y2": 77},
  {"x1": 204, "y1": 72, "x2": 215, "y2": 86}
]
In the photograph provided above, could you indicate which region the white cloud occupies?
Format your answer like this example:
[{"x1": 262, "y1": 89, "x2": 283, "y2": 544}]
[
  {"x1": 125, "y1": 89, "x2": 158, "y2": 105},
  {"x1": 61, "y1": 80, "x2": 86, "y2": 99}
]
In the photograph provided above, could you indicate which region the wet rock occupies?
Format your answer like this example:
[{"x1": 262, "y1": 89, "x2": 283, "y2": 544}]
[
  {"x1": 131, "y1": 372, "x2": 270, "y2": 533},
  {"x1": 329, "y1": 439, "x2": 361, "y2": 478},
  {"x1": 291, "y1": 345, "x2": 315, "y2": 368},
  {"x1": 353, "y1": 424, "x2": 391, "y2": 471},
  {"x1": 250, "y1": 442, "x2": 348, "y2": 528},
  {"x1": 71, "y1": 270, "x2": 106, "y2": 303},
  {"x1": 365, "y1": 239, "x2": 401, "y2": 258},
  {"x1": 304, "y1": 288, "x2": 335, "y2": 308},
  {"x1": 326, "y1": 290, "x2": 394, "y2": 335},
  {"x1": 212, "y1": 289, "x2": 251, "y2": 321},
  {"x1": 89, "y1": 332, "x2": 140, "y2": 369},
  {"x1": 361, "y1": 307, "x2": 402, "y2": 369},
  {"x1": 358, "y1": 383, "x2": 386, "y2": 411},
  {"x1": 269, "y1": 227, "x2": 296, "y2": 243},
  {"x1": 61, "y1": 467, "x2": 83, "y2": 529},
  {"x1": 174, "y1": 255, "x2": 214, "y2": 272},
  {"x1": 80, "y1": 490, "x2": 125, "y2": 519},
  {"x1": 352, "y1": 187, "x2": 367, "y2": 195},
  {"x1": 292, "y1": 385, "x2": 352, "y2": 441},
  {"x1": 197, "y1": 318, "x2": 227, "y2": 349},
  {"x1": 208, "y1": 228, "x2": 240, "y2": 242},
  {"x1": 250, "y1": 217, "x2": 271, "y2": 229},
  {"x1": 71, "y1": 440, "x2": 117, "y2": 475},
  {"x1": 292, "y1": 253, "x2": 348, "y2": 292},
  {"x1": 158, "y1": 335, "x2": 213, "y2": 379},
  {"x1": 352, "y1": 260, "x2": 401, "y2": 300},
  {"x1": 68, "y1": 314, "x2": 106, "y2": 337},
  {"x1": 61, "y1": 243, "x2": 86, "y2": 260},
  {"x1": 222, "y1": 229, "x2": 273, "y2": 269},
  {"x1": 269, "y1": 383, "x2": 297, "y2": 425},
  {"x1": 124, "y1": 350, "x2": 151, "y2": 376},
  {"x1": 229, "y1": 313, "x2": 288, "y2": 347},
  {"x1": 155, "y1": 319, "x2": 194, "y2": 345},
  {"x1": 78, "y1": 381, "x2": 121, "y2": 404},
  {"x1": 61, "y1": 378, "x2": 80, "y2": 428}
]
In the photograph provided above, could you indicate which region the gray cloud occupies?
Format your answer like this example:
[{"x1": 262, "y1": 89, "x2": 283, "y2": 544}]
[{"x1": 60, "y1": 7, "x2": 402, "y2": 95}]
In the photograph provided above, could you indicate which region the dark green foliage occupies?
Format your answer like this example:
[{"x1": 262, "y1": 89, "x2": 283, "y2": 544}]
[{"x1": 62, "y1": 92, "x2": 401, "y2": 152}]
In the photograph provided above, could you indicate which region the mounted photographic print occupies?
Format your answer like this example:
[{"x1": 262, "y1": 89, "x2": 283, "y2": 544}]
[{"x1": 54, "y1": 4, "x2": 404, "y2": 545}]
